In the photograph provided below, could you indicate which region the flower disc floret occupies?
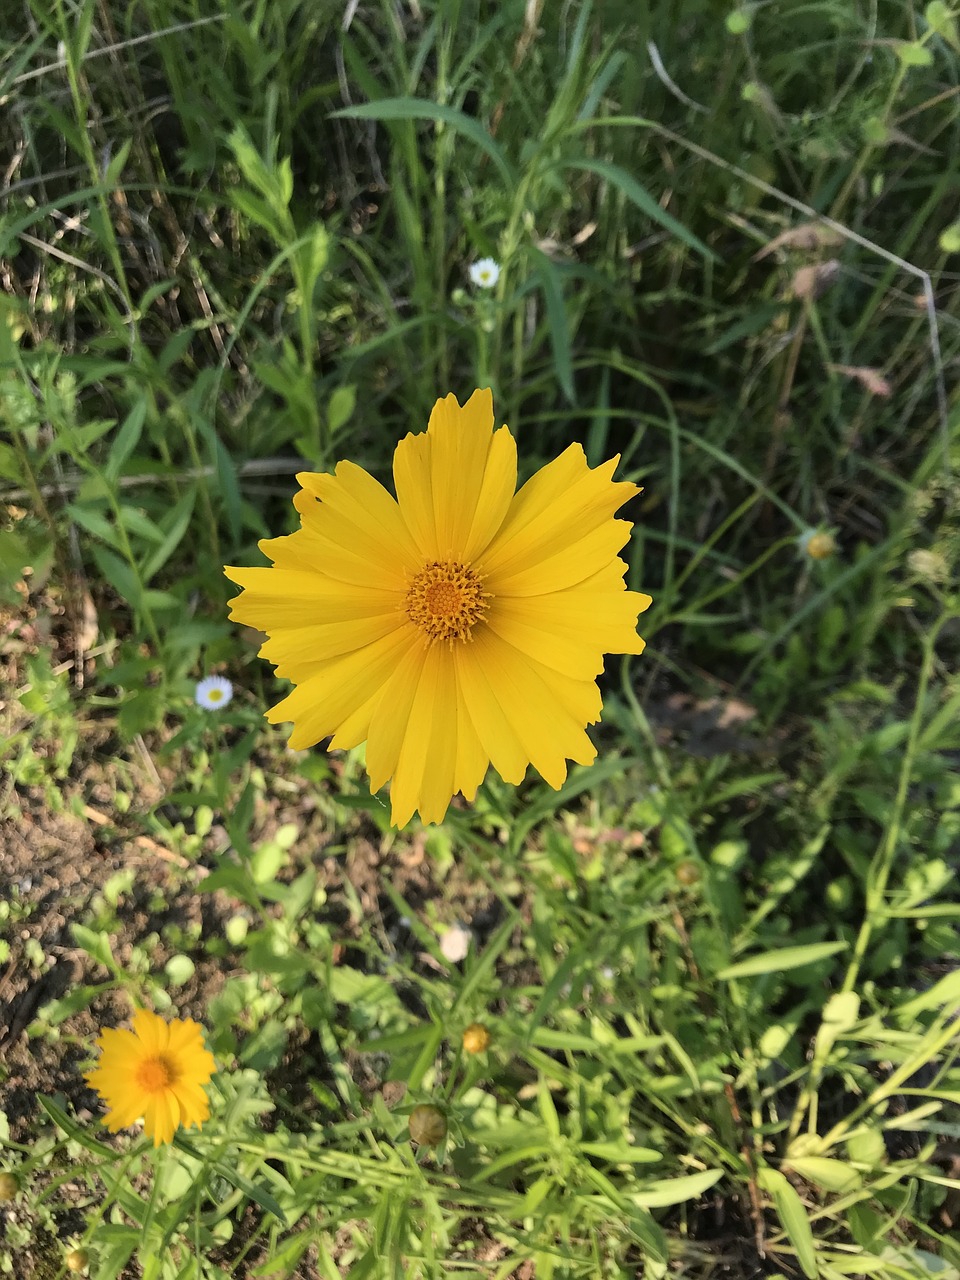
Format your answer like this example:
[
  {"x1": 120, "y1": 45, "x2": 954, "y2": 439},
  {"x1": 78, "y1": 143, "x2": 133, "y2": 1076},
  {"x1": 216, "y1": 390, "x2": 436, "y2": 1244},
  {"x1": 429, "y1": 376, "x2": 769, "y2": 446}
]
[
  {"x1": 405, "y1": 560, "x2": 489, "y2": 644},
  {"x1": 225, "y1": 389, "x2": 652, "y2": 828}
]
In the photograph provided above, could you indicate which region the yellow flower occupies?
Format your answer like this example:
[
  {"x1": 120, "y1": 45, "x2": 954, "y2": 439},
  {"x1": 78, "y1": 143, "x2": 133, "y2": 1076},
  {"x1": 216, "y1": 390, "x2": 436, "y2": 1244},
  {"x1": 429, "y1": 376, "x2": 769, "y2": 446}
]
[
  {"x1": 225, "y1": 389, "x2": 651, "y2": 826},
  {"x1": 462, "y1": 1022, "x2": 491, "y2": 1054},
  {"x1": 84, "y1": 1009, "x2": 216, "y2": 1147}
]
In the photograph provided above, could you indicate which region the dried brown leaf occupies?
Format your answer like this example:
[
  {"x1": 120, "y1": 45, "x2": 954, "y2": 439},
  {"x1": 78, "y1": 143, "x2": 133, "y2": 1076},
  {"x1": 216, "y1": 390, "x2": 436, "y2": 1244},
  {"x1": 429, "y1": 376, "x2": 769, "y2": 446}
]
[
  {"x1": 828, "y1": 363, "x2": 892, "y2": 397},
  {"x1": 753, "y1": 221, "x2": 845, "y2": 262},
  {"x1": 791, "y1": 259, "x2": 841, "y2": 301}
]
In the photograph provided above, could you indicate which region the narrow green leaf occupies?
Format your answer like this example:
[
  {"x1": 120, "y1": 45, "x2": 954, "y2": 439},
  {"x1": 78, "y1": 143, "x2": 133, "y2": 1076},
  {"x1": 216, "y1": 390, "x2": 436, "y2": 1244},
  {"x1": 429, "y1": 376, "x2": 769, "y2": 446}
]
[
  {"x1": 67, "y1": 502, "x2": 121, "y2": 549},
  {"x1": 630, "y1": 1167, "x2": 723, "y2": 1207},
  {"x1": 37, "y1": 1095, "x2": 118, "y2": 1157},
  {"x1": 118, "y1": 505, "x2": 164, "y2": 545},
  {"x1": 142, "y1": 486, "x2": 197, "y2": 582},
  {"x1": 105, "y1": 400, "x2": 148, "y2": 483},
  {"x1": 718, "y1": 941, "x2": 847, "y2": 980},
  {"x1": 528, "y1": 246, "x2": 575, "y2": 403},
  {"x1": 786, "y1": 1156, "x2": 861, "y2": 1193},
  {"x1": 560, "y1": 157, "x2": 717, "y2": 260},
  {"x1": 757, "y1": 1166, "x2": 818, "y2": 1278},
  {"x1": 90, "y1": 545, "x2": 142, "y2": 610},
  {"x1": 332, "y1": 98, "x2": 516, "y2": 186}
]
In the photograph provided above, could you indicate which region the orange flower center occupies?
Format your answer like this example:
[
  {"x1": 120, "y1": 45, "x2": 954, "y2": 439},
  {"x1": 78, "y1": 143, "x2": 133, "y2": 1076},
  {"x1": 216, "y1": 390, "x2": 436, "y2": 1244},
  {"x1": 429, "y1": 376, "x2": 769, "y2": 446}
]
[
  {"x1": 135, "y1": 1054, "x2": 179, "y2": 1094},
  {"x1": 405, "y1": 560, "x2": 489, "y2": 644}
]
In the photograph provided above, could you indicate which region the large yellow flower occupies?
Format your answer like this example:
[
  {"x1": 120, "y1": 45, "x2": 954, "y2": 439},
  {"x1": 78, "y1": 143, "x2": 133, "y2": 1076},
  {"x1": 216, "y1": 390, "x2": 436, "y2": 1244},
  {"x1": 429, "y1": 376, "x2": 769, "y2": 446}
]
[
  {"x1": 226, "y1": 389, "x2": 651, "y2": 826},
  {"x1": 84, "y1": 1009, "x2": 216, "y2": 1147}
]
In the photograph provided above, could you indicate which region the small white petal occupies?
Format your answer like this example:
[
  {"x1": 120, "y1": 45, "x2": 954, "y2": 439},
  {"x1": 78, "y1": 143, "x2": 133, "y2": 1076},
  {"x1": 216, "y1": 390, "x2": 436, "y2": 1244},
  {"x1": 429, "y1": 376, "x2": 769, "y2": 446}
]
[
  {"x1": 195, "y1": 675, "x2": 234, "y2": 710},
  {"x1": 468, "y1": 257, "x2": 500, "y2": 288},
  {"x1": 439, "y1": 924, "x2": 472, "y2": 962}
]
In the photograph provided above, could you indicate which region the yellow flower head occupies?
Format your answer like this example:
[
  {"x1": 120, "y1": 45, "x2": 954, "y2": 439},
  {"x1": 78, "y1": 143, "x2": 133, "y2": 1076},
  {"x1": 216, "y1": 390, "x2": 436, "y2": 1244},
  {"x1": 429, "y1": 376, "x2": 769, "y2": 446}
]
[
  {"x1": 225, "y1": 389, "x2": 652, "y2": 826},
  {"x1": 84, "y1": 1009, "x2": 216, "y2": 1147}
]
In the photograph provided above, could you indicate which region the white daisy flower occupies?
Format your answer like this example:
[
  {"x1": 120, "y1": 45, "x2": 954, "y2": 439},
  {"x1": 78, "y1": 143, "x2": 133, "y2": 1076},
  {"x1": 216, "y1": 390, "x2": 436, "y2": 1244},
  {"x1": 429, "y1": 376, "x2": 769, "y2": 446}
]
[
  {"x1": 439, "y1": 923, "x2": 472, "y2": 963},
  {"x1": 195, "y1": 675, "x2": 233, "y2": 710},
  {"x1": 468, "y1": 257, "x2": 500, "y2": 288}
]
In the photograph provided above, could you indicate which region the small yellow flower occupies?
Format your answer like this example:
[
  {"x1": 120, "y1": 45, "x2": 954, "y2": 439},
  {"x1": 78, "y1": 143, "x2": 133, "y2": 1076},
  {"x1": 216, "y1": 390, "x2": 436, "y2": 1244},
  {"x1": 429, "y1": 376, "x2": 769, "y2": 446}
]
[
  {"x1": 225, "y1": 389, "x2": 652, "y2": 827},
  {"x1": 462, "y1": 1022, "x2": 491, "y2": 1054},
  {"x1": 84, "y1": 1009, "x2": 216, "y2": 1147}
]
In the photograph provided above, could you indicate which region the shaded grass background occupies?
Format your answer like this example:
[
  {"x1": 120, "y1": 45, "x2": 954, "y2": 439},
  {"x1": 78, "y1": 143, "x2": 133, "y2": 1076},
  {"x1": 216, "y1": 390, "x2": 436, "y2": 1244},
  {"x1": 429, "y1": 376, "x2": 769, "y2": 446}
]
[{"x1": 1, "y1": 0, "x2": 960, "y2": 1277}]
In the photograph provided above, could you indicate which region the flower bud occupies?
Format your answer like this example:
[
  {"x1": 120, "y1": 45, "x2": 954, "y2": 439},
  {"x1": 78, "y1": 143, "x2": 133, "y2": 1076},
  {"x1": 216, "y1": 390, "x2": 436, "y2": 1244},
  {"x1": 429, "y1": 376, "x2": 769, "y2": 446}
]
[
  {"x1": 674, "y1": 859, "x2": 703, "y2": 886},
  {"x1": 798, "y1": 529, "x2": 836, "y2": 560},
  {"x1": 65, "y1": 1250, "x2": 90, "y2": 1273},
  {"x1": 0, "y1": 1172, "x2": 19, "y2": 1200},
  {"x1": 408, "y1": 1103, "x2": 447, "y2": 1147},
  {"x1": 462, "y1": 1023, "x2": 491, "y2": 1054}
]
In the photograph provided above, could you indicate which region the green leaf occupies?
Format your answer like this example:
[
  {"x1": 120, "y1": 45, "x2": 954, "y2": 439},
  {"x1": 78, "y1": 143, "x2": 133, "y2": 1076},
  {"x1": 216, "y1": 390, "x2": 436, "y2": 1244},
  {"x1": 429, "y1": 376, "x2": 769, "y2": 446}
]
[
  {"x1": 896, "y1": 40, "x2": 934, "y2": 67},
  {"x1": 104, "y1": 399, "x2": 147, "y2": 483},
  {"x1": 718, "y1": 941, "x2": 847, "y2": 980},
  {"x1": 37, "y1": 1095, "x2": 118, "y2": 1157},
  {"x1": 786, "y1": 1156, "x2": 861, "y2": 1193},
  {"x1": 0, "y1": 440, "x2": 22, "y2": 483},
  {"x1": 118, "y1": 505, "x2": 164, "y2": 546},
  {"x1": 927, "y1": 1, "x2": 960, "y2": 51},
  {"x1": 528, "y1": 246, "x2": 575, "y2": 403},
  {"x1": 757, "y1": 1166, "x2": 818, "y2": 1278},
  {"x1": 70, "y1": 923, "x2": 117, "y2": 973},
  {"x1": 630, "y1": 1168, "x2": 723, "y2": 1207},
  {"x1": 142, "y1": 486, "x2": 197, "y2": 582},
  {"x1": 67, "y1": 502, "x2": 121, "y2": 550},
  {"x1": 896, "y1": 967, "x2": 960, "y2": 1017},
  {"x1": 559, "y1": 158, "x2": 717, "y2": 260},
  {"x1": 327, "y1": 384, "x2": 357, "y2": 438},
  {"x1": 298, "y1": 222, "x2": 330, "y2": 298},
  {"x1": 173, "y1": 1139, "x2": 287, "y2": 1224},
  {"x1": 90, "y1": 544, "x2": 142, "y2": 610},
  {"x1": 332, "y1": 98, "x2": 516, "y2": 186},
  {"x1": 813, "y1": 991, "x2": 861, "y2": 1062}
]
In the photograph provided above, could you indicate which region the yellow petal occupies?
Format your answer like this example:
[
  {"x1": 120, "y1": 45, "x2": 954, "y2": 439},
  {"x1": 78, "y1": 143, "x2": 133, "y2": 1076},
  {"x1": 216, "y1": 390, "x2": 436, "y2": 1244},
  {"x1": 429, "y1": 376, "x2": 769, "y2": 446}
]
[
  {"x1": 453, "y1": 683, "x2": 490, "y2": 801},
  {"x1": 393, "y1": 389, "x2": 517, "y2": 560},
  {"x1": 486, "y1": 519, "x2": 634, "y2": 596},
  {"x1": 452, "y1": 639, "x2": 529, "y2": 786},
  {"x1": 258, "y1": 512, "x2": 407, "y2": 591},
  {"x1": 364, "y1": 640, "x2": 430, "y2": 795},
  {"x1": 266, "y1": 626, "x2": 417, "y2": 750},
  {"x1": 457, "y1": 629, "x2": 597, "y2": 790},
  {"x1": 296, "y1": 461, "x2": 422, "y2": 567},
  {"x1": 132, "y1": 1009, "x2": 166, "y2": 1053},
  {"x1": 225, "y1": 567, "x2": 401, "y2": 631},
  {"x1": 479, "y1": 445, "x2": 637, "y2": 583},
  {"x1": 258, "y1": 613, "x2": 405, "y2": 681},
  {"x1": 144, "y1": 1092, "x2": 176, "y2": 1146},
  {"x1": 387, "y1": 644, "x2": 460, "y2": 826},
  {"x1": 169, "y1": 1080, "x2": 211, "y2": 1128},
  {"x1": 487, "y1": 581, "x2": 651, "y2": 678}
]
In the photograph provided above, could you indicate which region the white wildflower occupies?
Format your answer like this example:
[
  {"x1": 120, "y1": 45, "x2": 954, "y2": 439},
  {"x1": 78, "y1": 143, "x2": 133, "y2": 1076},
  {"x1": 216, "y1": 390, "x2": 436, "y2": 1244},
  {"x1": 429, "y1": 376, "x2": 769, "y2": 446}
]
[
  {"x1": 195, "y1": 675, "x2": 234, "y2": 710},
  {"x1": 468, "y1": 258, "x2": 500, "y2": 288}
]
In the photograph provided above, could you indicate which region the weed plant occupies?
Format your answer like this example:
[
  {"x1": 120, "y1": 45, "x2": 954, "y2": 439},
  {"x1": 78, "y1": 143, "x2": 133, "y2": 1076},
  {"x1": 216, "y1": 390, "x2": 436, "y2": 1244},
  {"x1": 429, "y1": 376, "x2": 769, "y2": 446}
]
[{"x1": 1, "y1": 0, "x2": 959, "y2": 1277}]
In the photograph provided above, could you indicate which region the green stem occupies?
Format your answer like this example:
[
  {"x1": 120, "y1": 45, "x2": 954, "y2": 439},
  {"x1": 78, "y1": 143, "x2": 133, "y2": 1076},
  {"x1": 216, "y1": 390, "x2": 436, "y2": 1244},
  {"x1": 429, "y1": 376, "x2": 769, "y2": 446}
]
[{"x1": 841, "y1": 610, "x2": 956, "y2": 996}]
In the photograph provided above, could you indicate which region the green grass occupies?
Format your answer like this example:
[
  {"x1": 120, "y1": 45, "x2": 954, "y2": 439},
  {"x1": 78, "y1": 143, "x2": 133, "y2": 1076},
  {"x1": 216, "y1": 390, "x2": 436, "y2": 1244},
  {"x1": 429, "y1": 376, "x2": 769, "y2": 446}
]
[{"x1": 2, "y1": 0, "x2": 960, "y2": 1276}]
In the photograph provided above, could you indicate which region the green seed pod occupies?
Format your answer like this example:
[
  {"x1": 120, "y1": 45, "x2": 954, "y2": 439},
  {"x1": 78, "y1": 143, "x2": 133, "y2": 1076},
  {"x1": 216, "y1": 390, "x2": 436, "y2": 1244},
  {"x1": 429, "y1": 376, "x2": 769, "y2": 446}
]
[
  {"x1": 0, "y1": 1172, "x2": 19, "y2": 1200},
  {"x1": 408, "y1": 1104, "x2": 447, "y2": 1147}
]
